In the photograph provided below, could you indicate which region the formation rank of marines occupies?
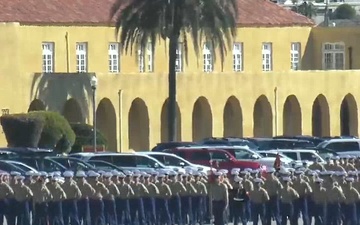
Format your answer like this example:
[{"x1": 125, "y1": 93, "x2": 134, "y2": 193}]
[{"x1": 1, "y1": 155, "x2": 360, "y2": 225}]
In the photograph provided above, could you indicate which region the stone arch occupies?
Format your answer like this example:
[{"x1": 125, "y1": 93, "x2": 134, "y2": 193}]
[
  {"x1": 128, "y1": 98, "x2": 150, "y2": 151},
  {"x1": 62, "y1": 98, "x2": 85, "y2": 123},
  {"x1": 96, "y1": 98, "x2": 117, "y2": 151},
  {"x1": 28, "y1": 99, "x2": 46, "y2": 112},
  {"x1": 312, "y1": 94, "x2": 330, "y2": 137},
  {"x1": 192, "y1": 97, "x2": 213, "y2": 141},
  {"x1": 340, "y1": 94, "x2": 358, "y2": 136},
  {"x1": 160, "y1": 99, "x2": 182, "y2": 142},
  {"x1": 253, "y1": 95, "x2": 273, "y2": 137},
  {"x1": 283, "y1": 95, "x2": 302, "y2": 136},
  {"x1": 223, "y1": 96, "x2": 243, "y2": 137}
]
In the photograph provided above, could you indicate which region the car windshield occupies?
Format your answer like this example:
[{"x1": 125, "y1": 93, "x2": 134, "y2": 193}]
[
  {"x1": 89, "y1": 161, "x2": 118, "y2": 170},
  {"x1": 8, "y1": 162, "x2": 35, "y2": 172},
  {"x1": 50, "y1": 157, "x2": 94, "y2": 170}
]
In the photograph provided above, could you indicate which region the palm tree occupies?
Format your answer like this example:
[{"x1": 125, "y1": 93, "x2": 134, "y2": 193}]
[{"x1": 110, "y1": 0, "x2": 238, "y2": 142}]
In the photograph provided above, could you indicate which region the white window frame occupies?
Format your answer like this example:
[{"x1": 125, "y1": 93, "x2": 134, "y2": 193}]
[
  {"x1": 233, "y1": 42, "x2": 243, "y2": 72},
  {"x1": 76, "y1": 42, "x2": 88, "y2": 73},
  {"x1": 138, "y1": 43, "x2": 154, "y2": 73},
  {"x1": 291, "y1": 42, "x2": 301, "y2": 70},
  {"x1": 322, "y1": 42, "x2": 345, "y2": 70},
  {"x1": 147, "y1": 42, "x2": 154, "y2": 72},
  {"x1": 138, "y1": 48, "x2": 145, "y2": 73},
  {"x1": 42, "y1": 42, "x2": 54, "y2": 73},
  {"x1": 108, "y1": 43, "x2": 120, "y2": 73},
  {"x1": 176, "y1": 43, "x2": 183, "y2": 73},
  {"x1": 203, "y1": 43, "x2": 213, "y2": 72},
  {"x1": 262, "y1": 42, "x2": 272, "y2": 72}
]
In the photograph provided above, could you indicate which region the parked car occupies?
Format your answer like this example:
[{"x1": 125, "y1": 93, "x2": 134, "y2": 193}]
[
  {"x1": 138, "y1": 151, "x2": 211, "y2": 172},
  {"x1": 47, "y1": 157, "x2": 96, "y2": 172},
  {"x1": 257, "y1": 150, "x2": 301, "y2": 167},
  {"x1": 12, "y1": 157, "x2": 67, "y2": 173},
  {"x1": 164, "y1": 147, "x2": 265, "y2": 173},
  {"x1": 0, "y1": 160, "x2": 27, "y2": 174},
  {"x1": 151, "y1": 142, "x2": 200, "y2": 152},
  {"x1": 3, "y1": 160, "x2": 38, "y2": 173},
  {"x1": 273, "y1": 135, "x2": 325, "y2": 146},
  {"x1": 87, "y1": 160, "x2": 124, "y2": 172},
  {"x1": 208, "y1": 146, "x2": 291, "y2": 168},
  {"x1": 317, "y1": 139, "x2": 360, "y2": 157},
  {"x1": 245, "y1": 138, "x2": 315, "y2": 150},
  {"x1": 0, "y1": 147, "x2": 55, "y2": 157},
  {"x1": 265, "y1": 149, "x2": 325, "y2": 164},
  {"x1": 69, "y1": 152, "x2": 177, "y2": 173},
  {"x1": 199, "y1": 138, "x2": 258, "y2": 149}
]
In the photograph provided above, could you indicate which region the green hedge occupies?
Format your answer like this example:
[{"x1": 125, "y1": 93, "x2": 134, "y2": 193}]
[
  {"x1": 70, "y1": 123, "x2": 107, "y2": 153},
  {"x1": 0, "y1": 111, "x2": 76, "y2": 153},
  {"x1": 0, "y1": 114, "x2": 44, "y2": 148}
]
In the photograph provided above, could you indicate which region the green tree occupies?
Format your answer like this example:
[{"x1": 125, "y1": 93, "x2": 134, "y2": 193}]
[
  {"x1": 110, "y1": 0, "x2": 238, "y2": 142},
  {"x1": 70, "y1": 123, "x2": 107, "y2": 153},
  {"x1": 333, "y1": 4, "x2": 356, "y2": 19},
  {"x1": 292, "y1": 2, "x2": 317, "y2": 18}
]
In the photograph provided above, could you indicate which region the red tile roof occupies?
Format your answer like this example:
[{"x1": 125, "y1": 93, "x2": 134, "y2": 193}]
[
  {"x1": 237, "y1": 0, "x2": 314, "y2": 27},
  {"x1": 0, "y1": 0, "x2": 313, "y2": 27}
]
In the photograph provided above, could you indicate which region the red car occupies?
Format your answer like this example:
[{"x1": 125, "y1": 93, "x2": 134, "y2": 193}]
[{"x1": 165, "y1": 147, "x2": 266, "y2": 173}]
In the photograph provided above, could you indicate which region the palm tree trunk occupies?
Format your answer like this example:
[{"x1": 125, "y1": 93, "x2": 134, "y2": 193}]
[{"x1": 168, "y1": 35, "x2": 178, "y2": 142}]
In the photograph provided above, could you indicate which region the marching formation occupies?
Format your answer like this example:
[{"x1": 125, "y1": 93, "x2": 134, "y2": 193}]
[{"x1": 1, "y1": 155, "x2": 360, "y2": 225}]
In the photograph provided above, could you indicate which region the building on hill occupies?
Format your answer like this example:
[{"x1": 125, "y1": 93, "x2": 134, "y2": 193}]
[{"x1": 0, "y1": 0, "x2": 358, "y2": 151}]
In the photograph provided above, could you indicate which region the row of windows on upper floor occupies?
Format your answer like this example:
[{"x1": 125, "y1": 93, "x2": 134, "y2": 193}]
[{"x1": 41, "y1": 41, "x2": 346, "y2": 73}]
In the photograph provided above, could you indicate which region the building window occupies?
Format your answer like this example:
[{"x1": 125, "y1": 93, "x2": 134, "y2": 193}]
[
  {"x1": 138, "y1": 43, "x2": 154, "y2": 73},
  {"x1": 147, "y1": 43, "x2": 154, "y2": 72},
  {"x1": 262, "y1": 42, "x2": 272, "y2": 71},
  {"x1": 42, "y1": 42, "x2": 54, "y2": 73},
  {"x1": 176, "y1": 43, "x2": 183, "y2": 72},
  {"x1": 322, "y1": 42, "x2": 345, "y2": 70},
  {"x1": 233, "y1": 42, "x2": 243, "y2": 72},
  {"x1": 76, "y1": 42, "x2": 87, "y2": 73},
  {"x1": 291, "y1": 42, "x2": 301, "y2": 70},
  {"x1": 108, "y1": 43, "x2": 120, "y2": 73},
  {"x1": 203, "y1": 43, "x2": 213, "y2": 72}
]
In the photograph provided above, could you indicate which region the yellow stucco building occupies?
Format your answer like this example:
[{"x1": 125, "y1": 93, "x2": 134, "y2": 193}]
[{"x1": 0, "y1": 0, "x2": 359, "y2": 152}]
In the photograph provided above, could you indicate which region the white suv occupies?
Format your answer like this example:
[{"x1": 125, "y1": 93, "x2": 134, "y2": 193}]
[{"x1": 317, "y1": 139, "x2": 360, "y2": 157}]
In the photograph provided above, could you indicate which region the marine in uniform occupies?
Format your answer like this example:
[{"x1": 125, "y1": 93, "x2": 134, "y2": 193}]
[
  {"x1": 192, "y1": 171, "x2": 207, "y2": 225},
  {"x1": 144, "y1": 173, "x2": 159, "y2": 225},
  {"x1": 12, "y1": 175, "x2": 33, "y2": 225},
  {"x1": 47, "y1": 174, "x2": 66, "y2": 225},
  {"x1": 310, "y1": 178, "x2": 327, "y2": 225},
  {"x1": 326, "y1": 174, "x2": 346, "y2": 225},
  {"x1": 129, "y1": 173, "x2": 148, "y2": 225},
  {"x1": 210, "y1": 172, "x2": 228, "y2": 225},
  {"x1": 343, "y1": 177, "x2": 360, "y2": 225},
  {"x1": 292, "y1": 170, "x2": 312, "y2": 225},
  {"x1": 113, "y1": 172, "x2": 133, "y2": 225},
  {"x1": 249, "y1": 178, "x2": 269, "y2": 225},
  {"x1": 156, "y1": 173, "x2": 172, "y2": 225},
  {"x1": 87, "y1": 171, "x2": 109, "y2": 225},
  {"x1": 180, "y1": 173, "x2": 196, "y2": 225},
  {"x1": 308, "y1": 159, "x2": 325, "y2": 171},
  {"x1": 231, "y1": 176, "x2": 248, "y2": 225},
  {"x1": 7, "y1": 171, "x2": 21, "y2": 225},
  {"x1": 75, "y1": 171, "x2": 95, "y2": 225},
  {"x1": 103, "y1": 172, "x2": 120, "y2": 225},
  {"x1": 279, "y1": 176, "x2": 299, "y2": 225},
  {"x1": 263, "y1": 167, "x2": 282, "y2": 225},
  {"x1": 61, "y1": 171, "x2": 81, "y2": 225},
  {"x1": 32, "y1": 172, "x2": 52, "y2": 225},
  {"x1": 167, "y1": 171, "x2": 185, "y2": 225}
]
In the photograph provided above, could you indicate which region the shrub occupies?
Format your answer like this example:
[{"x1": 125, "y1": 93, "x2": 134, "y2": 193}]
[
  {"x1": 70, "y1": 123, "x2": 107, "y2": 153},
  {"x1": 27, "y1": 111, "x2": 76, "y2": 153},
  {"x1": 0, "y1": 114, "x2": 44, "y2": 148}
]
